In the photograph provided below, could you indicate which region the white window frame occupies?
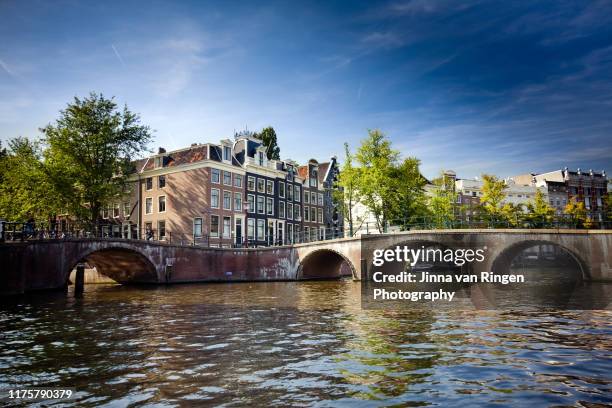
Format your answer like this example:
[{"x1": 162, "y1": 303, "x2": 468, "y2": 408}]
[
  {"x1": 287, "y1": 202, "x2": 293, "y2": 220},
  {"x1": 211, "y1": 188, "x2": 220, "y2": 209},
  {"x1": 193, "y1": 217, "x2": 203, "y2": 237},
  {"x1": 247, "y1": 194, "x2": 255, "y2": 213},
  {"x1": 257, "y1": 178, "x2": 265, "y2": 193},
  {"x1": 234, "y1": 193, "x2": 242, "y2": 212},
  {"x1": 257, "y1": 195, "x2": 264, "y2": 214},
  {"x1": 223, "y1": 171, "x2": 232, "y2": 186},
  {"x1": 223, "y1": 191, "x2": 231, "y2": 210},
  {"x1": 158, "y1": 195, "x2": 166, "y2": 213},
  {"x1": 223, "y1": 216, "x2": 231, "y2": 238},
  {"x1": 279, "y1": 181, "x2": 285, "y2": 198},
  {"x1": 294, "y1": 185, "x2": 300, "y2": 202},
  {"x1": 145, "y1": 197, "x2": 153, "y2": 214},
  {"x1": 247, "y1": 218, "x2": 255, "y2": 239},
  {"x1": 212, "y1": 169, "x2": 220, "y2": 184},
  {"x1": 266, "y1": 180, "x2": 274, "y2": 195},
  {"x1": 247, "y1": 176, "x2": 255, "y2": 191},
  {"x1": 279, "y1": 201, "x2": 285, "y2": 218},
  {"x1": 145, "y1": 177, "x2": 153, "y2": 191},
  {"x1": 234, "y1": 174, "x2": 243, "y2": 188},
  {"x1": 210, "y1": 214, "x2": 220, "y2": 237},
  {"x1": 266, "y1": 197, "x2": 274, "y2": 216},
  {"x1": 256, "y1": 219, "x2": 265, "y2": 241}
]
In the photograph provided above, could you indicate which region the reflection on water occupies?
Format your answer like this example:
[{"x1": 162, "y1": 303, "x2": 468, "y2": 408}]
[{"x1": 1, "y1": 280, "x2": 611, "y2": 407}]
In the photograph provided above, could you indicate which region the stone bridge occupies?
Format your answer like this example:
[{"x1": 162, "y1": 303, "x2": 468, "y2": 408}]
[{"x1": 1, "y1": 229, "x2": 611, "y2": 295}]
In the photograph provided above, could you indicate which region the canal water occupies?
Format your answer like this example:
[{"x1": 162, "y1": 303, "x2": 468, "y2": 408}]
[{"x1": 1, "y1": 279, "x2": 611, "y2": 407}]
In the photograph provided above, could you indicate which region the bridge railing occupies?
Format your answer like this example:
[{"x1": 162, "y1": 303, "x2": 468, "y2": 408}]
[{"x1": 1, "y1": 215, "x2": 610, "y2": 247}]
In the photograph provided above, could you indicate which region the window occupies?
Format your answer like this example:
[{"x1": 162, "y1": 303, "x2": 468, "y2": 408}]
[
  {"x1": 310, "y1": 171, "x2": 318, "y2": 187},
  {"x1": 212, "y1": 169, "x2": 220, "y2": 183},
  {"x1": 257, "y1": 178, "x2": 265, "y2": 193},
  {"x1": 287, "y1": 184, "x2": 294, "y2": 200},
  {"x1": 287, "y1": 203, "x2": 293, "y2": 220},
  {"x1": 294, "y1": 186, "x2": 300, "y2": 202},
  {"x1": 257, "y1": 196, "x2": 264, "y2": 214},
  {"x1": 211, "y1": 215, "x2": 220, "y2": 237},
  {"x1": 266, "y1": 180, "x2": 274, "y2": 195},
  {"x1": 247, "y1": 176, "x2": 255, "y2": 191},
  {"x1": 123, "y1": 202, "x2": 130, "y2": 217},
  {"x1": 294, "y1": 204, "x2": 300, "y2": 220},
  {"x1": 247, "y1": 218, "x2": 255, "y2": 239},
  {"x1": 223, "y1": 146, "x2": 231, "y2": 161},
  {"x1": 223, "y1": 216, "x2": 231, "y2": 238},
  {"x1": 158, "y1": 220, "x2": 166, "y2": 239},
  {"x1": 318, "y1": 208, "x2": 323, "y2": 223},
  {"x1": 318, "y1": 193, "x2": 323, "y2": 206},
  {"x1": 158, "y1": 175, "x2": 166, "y2": 189},
  {"x1": 223, "y1": 171, "x2": 232, "y2": 185},
  {"x1": 145, "y1": 222, "x2": 153, "y2": 236},
  {"x1": 146, "y1": 177, "x2": 153, "y2": 190},
  {"x1": 258, "y1": 151, "x2": 264, "y2": 166},
  {"x1": 154, "y1": 156, "x2": 163, "y2": 168},
  {"x1": 211, "y1": 189, "x2": 220, "y2": 208},
  {"x1": 304, "y1": 206, "x2": 310, "y2": 222},
  {"x1": 145, "y1": 197, "x2": 153, "y2": 214},
  {"x1": 279, "y1": 201, "x2": 285, "y2": 218},
  {"x1": 113, "y1": 203, "x2": 120, "y2": 218},
  {"x1": 304, "y1": 226, "x2": 310, "y2": 241},
  {"x1": 304, "y1": 191, "x2": 310, "y2": 204},
  {"x1": 266, "y1": 197, "x2": 274, "y2": 215},
  {"x1": 102, "y1": 206, "x2": 109, "y2": 219},
  {"x1": 247, "y1": 194, "x2": 255, "y2": 213},
  {"x1": 158, "y1": 196, "x2": 166, "y2": 213},
  {"x1": 223, "y1": 191, "x2": 231, "y2": 210},
  {"x1": 257, "y1": 219, "x2": 265, "y2": 241},
  {"x1": 279, "y1": 182, "x2": 285, "y2": 198},
  {"x1": 311, "y1": 192, "x2": 316, "y2": 204},
  {"x1": 472, "y1": 192, "x2": 477, "y2": 197},
  {"x1": 234, "y1": 193, "x2": 242, "y2": 212},
  {"x1": 234, "y1": 175, "x2": 243, "y2": 188},
  {"x1": 193, "y1": 218, "x2": 202, "y2": 237}
]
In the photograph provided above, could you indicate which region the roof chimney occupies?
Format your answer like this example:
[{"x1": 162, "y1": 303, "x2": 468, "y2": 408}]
[{"x1": 158, "y1": 147, "x2": 166, "y2": 154}]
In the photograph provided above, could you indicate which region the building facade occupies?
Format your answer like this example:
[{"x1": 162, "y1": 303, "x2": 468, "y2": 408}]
[{"x1": 104, "y1": 132, "x2": 342, "y2": 247}]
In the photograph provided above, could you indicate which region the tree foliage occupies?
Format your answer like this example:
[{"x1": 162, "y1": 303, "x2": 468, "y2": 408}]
[
  {"x1": 525, "y1": 189, "x2": 555, "y2": 227},
  {"x1": 334, "y1": 143, "x2": 364, "y2": 236},
  {"x1": 39, "y1": 92, "x2": 151, "y2": 226},
  {"x1": 564, "y1": 197, "x2": 587, "y2": 228},
  {"x1": 354, "y1": 129, "x2": 426, "y2": 232},
  {"x1": 254, "y1": 126, "x2": 281, "y2": 160},
  {"x1": 0, "y1": 138, "x2": 62, "y2": 222},
  {"x1": 427, "y1": 172, "x2": 458, "y2": 228},
  {"x1": 479, "y1": 174, "x2": 508, "y2": 225}
]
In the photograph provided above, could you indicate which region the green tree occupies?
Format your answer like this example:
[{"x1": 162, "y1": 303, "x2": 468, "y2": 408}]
[
  {"x1": 0, "y1": 137, "x2": 62, "y2": 222},
  {"x1": 526, "y1": 189, "x2": 555, "y2": 227},
  {"x1": 564, "y1": 197, "x2": 587, "y2": 228},
  {"x1": 334, "y1": 143, "x2": 364, "y2": 236},
  {"x1": 479, "y1": 174, "x2": 507, "y2": 226},
  {"x1": 427, "y1": 172, "x2": 458, "y2": 228},
  {"x1": 354, "y1": 130, "x2": 398, "y2": 233},
  {"x1": 255, "y1": 126, "x2": 281, "y2": 160},
  {"x1": 354, "y1": 129, "x2": 426, "y2": 232},
  {"x1": 41, "y1": 92, "x2": 151, "y2": 227}
]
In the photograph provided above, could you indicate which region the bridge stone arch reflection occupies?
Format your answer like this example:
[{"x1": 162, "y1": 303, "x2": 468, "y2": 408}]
[
  {"x1": 490, "y1": 240, "x2": 588, "y2": 279},
  {"x1": 67, "y1": 247, "x2": 158, "y2": 285},
  {"x1": 296, "y1": 248, "x2": 356, "y2": 280}
]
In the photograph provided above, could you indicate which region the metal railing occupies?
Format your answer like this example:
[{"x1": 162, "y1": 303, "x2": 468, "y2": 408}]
[{"x1": 1, "y1": 215, "x2": 609, "y2": 247}]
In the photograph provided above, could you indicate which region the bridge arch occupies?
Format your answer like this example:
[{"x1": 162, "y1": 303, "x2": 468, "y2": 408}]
[
  {"x1": 66, "y1": 246, "x2": 159, "y2": 285},
  {"x1": 297, "y1": 248, "x2": 356, "y2": 280},
  {"x1": 490, "y1": 239, "x2": 588, "y2": 280}
]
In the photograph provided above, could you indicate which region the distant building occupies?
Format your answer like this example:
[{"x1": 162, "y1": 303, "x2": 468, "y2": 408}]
[{"x1": 513, "y1": 168, "x2": 608, "y2": 221}]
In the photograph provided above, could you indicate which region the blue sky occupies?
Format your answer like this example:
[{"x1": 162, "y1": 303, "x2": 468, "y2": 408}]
[{"x1": 1, "y1": 0, "x2": 611, "y2": 179}]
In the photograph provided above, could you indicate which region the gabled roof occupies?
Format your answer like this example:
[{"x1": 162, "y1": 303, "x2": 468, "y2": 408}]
[{"x1": 136, "y1": 144, "x2": 208, "y2": 173}]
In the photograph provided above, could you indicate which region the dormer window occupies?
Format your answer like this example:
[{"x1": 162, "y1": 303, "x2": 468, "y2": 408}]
[
  {"x1": 154, "y1": 156, "x2": 163, "y2": 169},
  {"x1": 258, "y1": 151, "x2": 264, "y2": 166},
  {"x1": 223, "y1": 146, "x2": 232, "y2": 162},
  {"x1": 310, "y1": 170, "x2": 318, "y2": 187}
]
